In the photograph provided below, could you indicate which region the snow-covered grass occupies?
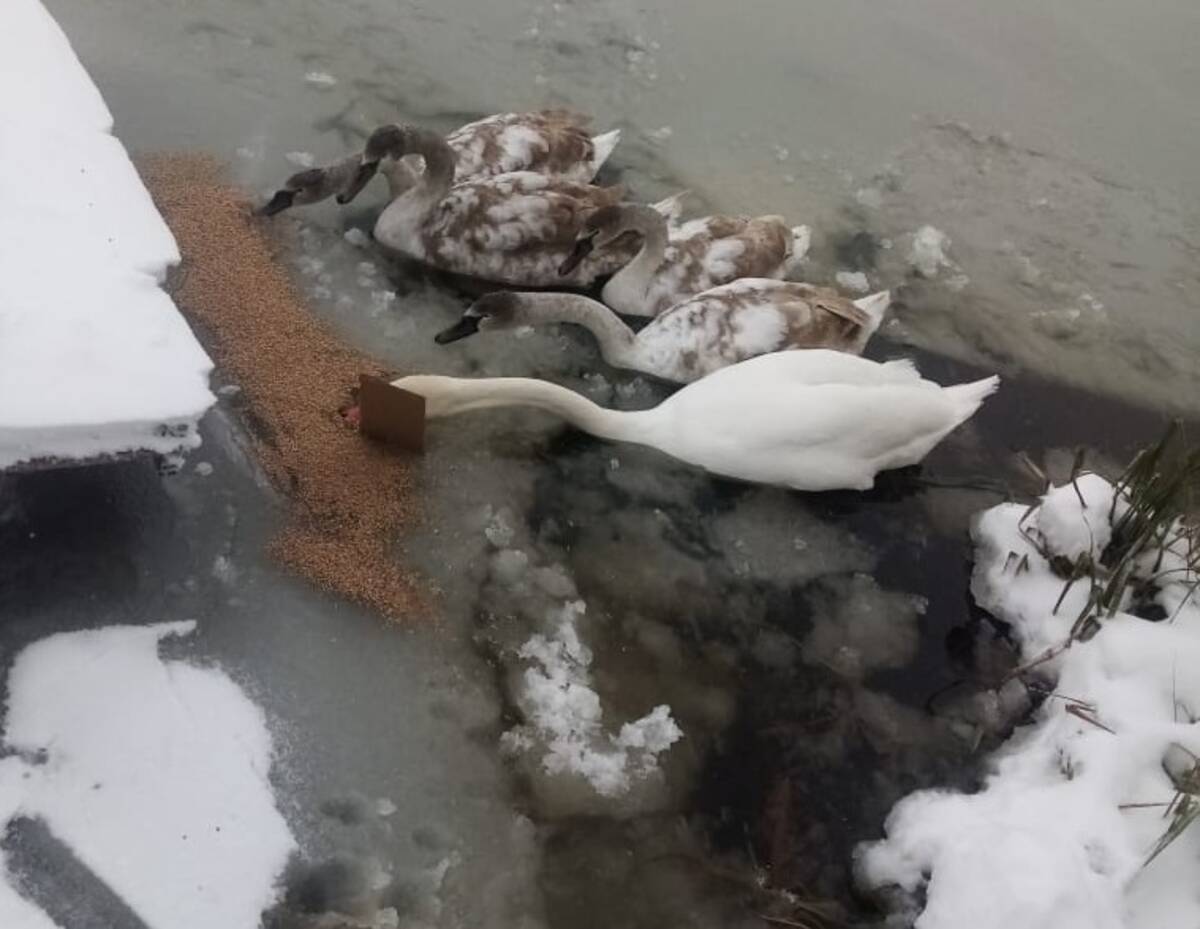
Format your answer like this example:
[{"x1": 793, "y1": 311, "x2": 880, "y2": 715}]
[
  {"x1": 0, "y1": 0, "x2": 213, "y2": 470},
  {"x1": 858, "y1": 454, "x2": 1200, "y2": 929},
  {"x1": 0, "y1": 623, "x2": 294, "y2": 929}
]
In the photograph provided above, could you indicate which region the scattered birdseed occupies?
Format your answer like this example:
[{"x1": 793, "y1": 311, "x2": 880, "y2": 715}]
[{"x1": 138, "y1": 154, "x2": 423, "y2": 621}]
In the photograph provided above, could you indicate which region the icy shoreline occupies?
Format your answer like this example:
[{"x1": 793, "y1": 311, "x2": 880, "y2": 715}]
[
  {"x1": 0, "y1": 0, "x2": 212, "y2": 470},
  {"x1": 859, "y1": 474, "x2": 1200, "y2": 928}
]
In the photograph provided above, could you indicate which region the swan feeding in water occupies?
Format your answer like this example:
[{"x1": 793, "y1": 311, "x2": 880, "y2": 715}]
[
  {"x1": 330, "y1": 124, "x2": 647, "y2": 287},
  {"x1": 385, "y1": 350, "x2": 999, "y2": 491},
  {"x1": 259, "y1": 109, "x2": 619, "y2": 215},
  {"x1": 559, "y1": 203, "x2": 808, "y2": 317},
  {"x1": 435, "y1": 286, "x2": 891, "y2": 383}
]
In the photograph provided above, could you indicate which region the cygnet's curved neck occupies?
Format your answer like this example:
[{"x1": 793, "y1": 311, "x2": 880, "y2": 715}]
[
  {"x1": 604, "y1": 205, "x2": 669, "y2": 303},
  {"x1": 509, "y1": 293, "x2": 637, "y2": 365},
  {"x1": 401, "y1": 376, "x2": 657, "y2": 445},
  {"x1": 399, "y1": 127, "x2": 457, "y2": 211}
]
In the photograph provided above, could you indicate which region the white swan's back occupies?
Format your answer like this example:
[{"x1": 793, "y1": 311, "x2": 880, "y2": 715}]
[{"x1": 650, "y1": 351, "x2": 998, "y2": 490}]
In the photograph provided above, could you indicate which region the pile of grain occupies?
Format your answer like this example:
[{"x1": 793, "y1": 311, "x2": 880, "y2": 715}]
[{"x1": 139, "y1": 154, "x2": 422, "y2": 620}]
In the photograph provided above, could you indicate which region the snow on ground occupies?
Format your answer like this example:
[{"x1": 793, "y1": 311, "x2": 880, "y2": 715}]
[
  {"x1": 0, "y1": 623, "x2": 295, "y2": 929},
  {"x1": 858, "y1": 475, "x2": 1200, "y2": 929},
  {"x1": 0, "y1": 0, "x2": 212, "y2": 469}
]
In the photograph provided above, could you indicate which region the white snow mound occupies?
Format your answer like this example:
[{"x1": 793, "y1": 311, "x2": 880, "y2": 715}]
[
  {"x1": 0, "y1": 623, "x2": 295, "y2": 929},
  {"x1": 858, "y1": 475, "x2": 1200, "y2": 929},
  {"x1": 0, "y1": 0, "x2": 213, "y2": 469}
]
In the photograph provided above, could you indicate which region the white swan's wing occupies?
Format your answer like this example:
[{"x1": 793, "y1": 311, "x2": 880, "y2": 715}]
[
  {"x1": 658, "y1": 372, "x2": 979, "y2": 490},
  {"x1": 687, "y1": 348, "x2": 925, "y2": 391}
]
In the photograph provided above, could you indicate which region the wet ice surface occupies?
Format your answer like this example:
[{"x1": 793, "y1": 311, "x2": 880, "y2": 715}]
[{"x1": 14, "y1": 0, "x2": 1200, "y2": 925}]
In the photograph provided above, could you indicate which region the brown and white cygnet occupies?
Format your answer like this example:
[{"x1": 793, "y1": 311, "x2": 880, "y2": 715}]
[
  {"x1": 434, "y1": 284, "x2": 891, "y2": 383},
  {"x1": 558, "y1": 203, "x2": 810, "y2": 317}
]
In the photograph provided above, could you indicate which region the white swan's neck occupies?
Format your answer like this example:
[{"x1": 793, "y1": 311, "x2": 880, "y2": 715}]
[
  {"x1": 510, "y1": 293, "x2": 637, "y2": 365},
  {"x1": 601, "y1": 208, "x2": 669, "y2": 311},
  {"x1": 393, "y1": 375, "x2": 657, "y2": 445}
]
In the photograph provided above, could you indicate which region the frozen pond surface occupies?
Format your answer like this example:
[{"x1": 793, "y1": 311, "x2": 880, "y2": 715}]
[{"x1": 6, "y1": 0, "x2": 1199, "y2": 925}]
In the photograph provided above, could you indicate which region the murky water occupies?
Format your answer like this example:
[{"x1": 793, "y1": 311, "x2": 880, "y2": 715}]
[{"x1": 11, "y1": 0, "x2": 1200, "y2": 925}]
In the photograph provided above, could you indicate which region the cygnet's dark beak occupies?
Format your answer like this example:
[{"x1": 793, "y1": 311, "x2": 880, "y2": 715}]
[
  {"x1": 434, "y1": 315, "x2": 482, "y2": 345},
  {"x1": 337, "y1": 160, "x2": 379, "y2": 205},
  {"x1": 257, "y1": 188, "x2": 297, "y2": 216},
  {"x1": 558, "y1": 235, "x2": 595, "y2": 276}
]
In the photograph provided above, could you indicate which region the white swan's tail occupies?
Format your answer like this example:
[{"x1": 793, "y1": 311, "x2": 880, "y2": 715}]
[
  {"x1": 650, "y1": 190, "x2": 690, "y2": 223},
  {"x1": 590, "y1": 129, "x2": 622, "y2": 173},
  {"x1": 944, "y1": 375, "x2": 1001, "y2": 424}
]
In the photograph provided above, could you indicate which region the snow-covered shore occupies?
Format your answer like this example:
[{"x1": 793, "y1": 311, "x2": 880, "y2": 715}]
[
  {"x1": 859, "y1": 474, "x2": 1200, "y2": 928},
  {"x1": 0, "y1": 0, "x2": 212, "y2": 470}
]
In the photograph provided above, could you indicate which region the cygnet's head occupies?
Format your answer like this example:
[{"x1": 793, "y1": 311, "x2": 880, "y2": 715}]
[
  {"x1": 336, "y1": 125, "x2": 412, "y2": 205},
  {"x1": 434, "y1": 292, "x2": 523, "y2": 344},
  {"x1": 558, "y1": 204, "x2": 655, "y2": 275},
  {"x1": 258, "y1": 166, "x2": 335, "y2": 216}
]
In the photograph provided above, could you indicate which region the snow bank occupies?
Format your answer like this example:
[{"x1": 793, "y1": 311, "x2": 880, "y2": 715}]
[
  {"x1": 0, "y1": 623, "x2": 295, "y2": 929},
  {"x1": 858, "y1": 475, "x2": 1200, "y2": 929},
  {"x1": 0, "y1": 0, "x2": 213, "y2": 469}
]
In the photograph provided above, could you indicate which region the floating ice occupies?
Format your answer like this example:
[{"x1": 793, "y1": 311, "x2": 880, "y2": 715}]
[
  {"x1": 858, "y1": 476, "x2": 1200, "y2": 929},
  {"x1": 836, "y1": 271, "x2": 871, "y2": 293},
  {"x1": 803, "y1": 573, "x2": 926, "y2": 679},
  {"x1": 284, "y1": 150, "x2": 316, "y2": 168},
  {"x1": 908, "y1": 225, "x2": 953, "y2": 278},
  {"x1": 343, "y1": 227, "x2": 371, "y2": 248},
  {"x1": 504, "y1": 601, "x2": 683, "y2": 797}
]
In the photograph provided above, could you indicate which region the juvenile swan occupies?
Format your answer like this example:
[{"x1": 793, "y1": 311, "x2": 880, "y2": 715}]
[
  {"x1": 333, "y1": 124, "x2": 637, "y2": 287},
  {"x1": 391, "y1": 351, "x2": 999, "y2": 491},
  {"x1": 559, "y1": 203, "x2": 807, "y2": 317},
  {"x1": 435, "y1": 286, "x2": 891, "y2": 383},
  {"x1": 260, "y1": 109, "x2": 619, "y2": 214}
]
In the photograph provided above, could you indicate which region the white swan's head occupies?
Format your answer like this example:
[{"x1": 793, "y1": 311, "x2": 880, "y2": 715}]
[{"x1": 434, "y1": 292, "x2": 523, "y2": 344}]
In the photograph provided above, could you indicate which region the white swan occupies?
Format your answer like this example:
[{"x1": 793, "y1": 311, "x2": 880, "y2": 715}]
[
  {"x1": 389, "y1": 350, "x2": 1000, "y2": 491},
  {"x1": 260, "y1": 110, "x2": 619, "y2": 215},
  {"x1": 559, "y1": 203, "x2": 808, "y2": 317},
  {"x1": 434, "y1": 285, "x2": 891, "y2": 383},
  {"x1": 332, "y1": 125, "x2": 641, "y2": 287}
]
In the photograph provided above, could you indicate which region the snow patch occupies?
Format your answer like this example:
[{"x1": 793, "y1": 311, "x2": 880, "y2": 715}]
[
  {"x1": 0, "y1": 0, "x2": 213, "y2": 469},
  {"x1": 0, "y1": 622, "x2": 295, "y2": 929},
  {"x1": 503, "y1": 601, "x2": 683, "y2": 797},
  {"x1": 858, "y1": 476, "x2": 1200, "y2": 929}
]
